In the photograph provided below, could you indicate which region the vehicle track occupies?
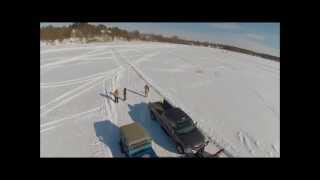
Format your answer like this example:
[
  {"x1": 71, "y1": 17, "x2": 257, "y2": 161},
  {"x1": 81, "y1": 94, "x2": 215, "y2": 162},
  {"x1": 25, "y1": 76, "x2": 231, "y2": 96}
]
[
  {"x1": 41, "y1": 48, "x2": 105, "y2": 69},
  {"x1": 41, "y1": 106, "x2": 102, "y2": 130},
  {"x1": 41, "y1": 77, "x2": 104, "y2": 117},
  {"x1": 41, "y1": 70, "x2": 118, "y2": 88}
]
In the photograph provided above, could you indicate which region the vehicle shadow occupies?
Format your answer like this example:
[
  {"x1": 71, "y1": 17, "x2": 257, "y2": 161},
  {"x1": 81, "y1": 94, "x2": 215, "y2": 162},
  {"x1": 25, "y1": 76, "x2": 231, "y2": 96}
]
[
  {"x1": 94, "y1": 120, "x2": 124, "y2": 157},
  {"x1": 127, "y1": 102, "x2": 177, "y2": 154}
]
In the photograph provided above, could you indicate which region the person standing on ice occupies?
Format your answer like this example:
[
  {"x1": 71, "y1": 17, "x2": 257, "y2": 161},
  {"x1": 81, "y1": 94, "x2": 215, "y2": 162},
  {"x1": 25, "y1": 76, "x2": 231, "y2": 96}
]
[
  {"x1": 144, "y1": 84, "x2": 150, "y2": 97},
  {"x1": 113, "y1": 89, "x2": 119, "y2": 103}
]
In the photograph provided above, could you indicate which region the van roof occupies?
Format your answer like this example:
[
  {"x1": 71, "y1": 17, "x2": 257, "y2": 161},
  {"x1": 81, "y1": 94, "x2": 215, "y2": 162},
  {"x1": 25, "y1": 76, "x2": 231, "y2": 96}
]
[{"x1": 120, "y1": 122, "x2": 151, "y2": 146}]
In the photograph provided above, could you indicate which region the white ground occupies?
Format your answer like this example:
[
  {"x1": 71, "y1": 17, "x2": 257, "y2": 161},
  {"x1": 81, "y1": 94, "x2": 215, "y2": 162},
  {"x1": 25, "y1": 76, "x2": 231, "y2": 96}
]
[{"x1": 40, "y1": 42, "x2": 280, "y2": 157}]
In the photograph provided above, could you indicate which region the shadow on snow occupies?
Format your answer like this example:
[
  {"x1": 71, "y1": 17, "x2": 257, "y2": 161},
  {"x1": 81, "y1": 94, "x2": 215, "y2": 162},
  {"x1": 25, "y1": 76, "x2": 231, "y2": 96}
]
[
  {"x1": 94, "y1": 119, "x2": 124, "y2": 157},
  {"x1": 127, "y1": 102, "x2": 177, "y2": 154},
  {"x1": 126, "y1": 88, "x2": 146, "y2": 98},
  {"x1": 99, "y1": 92, "x2": 116, "y2": 103}
]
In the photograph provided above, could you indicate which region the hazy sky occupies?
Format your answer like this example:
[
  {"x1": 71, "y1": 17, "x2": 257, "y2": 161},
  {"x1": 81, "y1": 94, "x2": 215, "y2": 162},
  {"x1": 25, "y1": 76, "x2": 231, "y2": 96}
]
[{"x1": 41, "y1": 22, "x2": 280, "y2": 56}]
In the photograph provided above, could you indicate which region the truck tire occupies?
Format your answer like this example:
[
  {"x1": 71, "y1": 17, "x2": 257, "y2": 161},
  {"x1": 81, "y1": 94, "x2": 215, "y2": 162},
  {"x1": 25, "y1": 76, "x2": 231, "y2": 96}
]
[{"x1": 176, "y1": 144, "x2": 184, "y2": 154}]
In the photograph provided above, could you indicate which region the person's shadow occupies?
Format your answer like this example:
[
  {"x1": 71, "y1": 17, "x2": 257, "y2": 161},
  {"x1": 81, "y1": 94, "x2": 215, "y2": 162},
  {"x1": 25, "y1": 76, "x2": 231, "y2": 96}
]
[
  {"x1": 94, "y1": 120, "x2": 124, "y2": 157},
  {"x1": 126, "y1": 88, "x2": 146, "y2": 98},
  {"x1": 127, "y1": 102, "x2": 177, "y2": 154},
  {"x1": 99, "y1": 92, "x2": 115, "y2": 103}
]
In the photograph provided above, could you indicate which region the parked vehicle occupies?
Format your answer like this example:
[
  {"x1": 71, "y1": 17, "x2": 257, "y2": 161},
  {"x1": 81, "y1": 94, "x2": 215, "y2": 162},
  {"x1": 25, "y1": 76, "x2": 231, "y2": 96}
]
[
  {"x1": 119, "y1": 122, "x2": 157, "y2": 157},
  {"x1": 184, "y1": 148, "x2": 225, "y2": 157},
  {"x1": 148, "y1": 99, "x2": 209, "y2": 155}
]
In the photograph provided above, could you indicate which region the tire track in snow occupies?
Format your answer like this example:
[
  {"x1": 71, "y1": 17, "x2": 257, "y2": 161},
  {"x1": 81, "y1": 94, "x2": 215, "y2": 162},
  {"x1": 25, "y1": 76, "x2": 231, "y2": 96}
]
[
  {"x1": 41, "y1": 68, "x2": 121, "y2": 111},
  {"x1": 41, "y1": 125, "x2": 60, "y2": 133},
  {"x1": 41, "y1": 77, "x2": 100, "y2": 88},
  {"x1": 41, "y1": 56, "x2": 64, "y2": 63},
  {"x1": 41, "y1": 77, "x2": 104, "y2": 117},
  {"x1": 117, "y1": 49, "x2": 179, "y2": 107},
  {"x1": 41, "y1": 46, "x2": 101, "y2": 54},
  {"x1": 41, "y1": 106, "x2": 102, "y2": 129},
  {"x1": 251, "y1": 88, "x2": 279, "y2": 119},
  {"x1": 41, "y1": 76, "x2": 104, "y2": 111},
  {"x1": 215, "y1": 50, "x2": 279, "y2": 74},
  {"x1": 237, "y1": 130, "x2": 279, "y2": 157},
  {"x1": 237, "y1": 131, "x2": 256, "y2": 155},
  {"x1": 41, "y1": 70, "x2": 117, "y2": 88},
  {"x1": 41, "y1": 48, "x2": 105, "y2": 69},
  {"x1": 78, "y1": 48, "x2": 145, "y2": 59}
]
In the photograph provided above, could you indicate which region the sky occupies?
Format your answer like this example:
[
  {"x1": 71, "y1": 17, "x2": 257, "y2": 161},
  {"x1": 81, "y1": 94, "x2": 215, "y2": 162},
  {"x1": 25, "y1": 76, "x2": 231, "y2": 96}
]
[{"x1": 41, "y1": 22, "x2": 280, "y2": 57}]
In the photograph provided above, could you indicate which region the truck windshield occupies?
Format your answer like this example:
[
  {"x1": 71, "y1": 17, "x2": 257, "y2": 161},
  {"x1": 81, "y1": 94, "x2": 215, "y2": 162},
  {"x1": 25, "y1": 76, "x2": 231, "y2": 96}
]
[
  {"x1": 176, "y1": 121, "x2": 195, "y2": 134},
  {"x1": 128, "y1": 140, "x2": 152, "y2": 155}
]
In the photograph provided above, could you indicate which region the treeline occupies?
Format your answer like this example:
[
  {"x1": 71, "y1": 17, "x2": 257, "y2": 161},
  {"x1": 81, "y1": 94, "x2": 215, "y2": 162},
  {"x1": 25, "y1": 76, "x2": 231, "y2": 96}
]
[
  {"x1": 40, "y1": 23, "x2": 279, "y2": 61},
  {"x1": 215, "y1": 44, "x2": 280, "y2": 62},
  {"x1": 40, "y1": 23, "x2": 141, "y2": 41}
]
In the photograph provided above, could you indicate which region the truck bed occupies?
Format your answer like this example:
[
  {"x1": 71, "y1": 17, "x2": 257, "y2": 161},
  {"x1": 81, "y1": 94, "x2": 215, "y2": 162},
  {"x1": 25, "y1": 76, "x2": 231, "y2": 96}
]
[
  {"x1": 149, "y1": 99, "x2": 174, "y2": 112},
  {"x1": 149, "y1": 102, "x2": 165, "y2": 114}
]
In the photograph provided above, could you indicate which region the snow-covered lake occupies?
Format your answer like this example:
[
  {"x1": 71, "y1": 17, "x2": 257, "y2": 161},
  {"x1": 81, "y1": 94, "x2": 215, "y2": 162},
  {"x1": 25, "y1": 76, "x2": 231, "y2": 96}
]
[{"x1": 40, "y1": 42, "x2": 280, "y2": 157}]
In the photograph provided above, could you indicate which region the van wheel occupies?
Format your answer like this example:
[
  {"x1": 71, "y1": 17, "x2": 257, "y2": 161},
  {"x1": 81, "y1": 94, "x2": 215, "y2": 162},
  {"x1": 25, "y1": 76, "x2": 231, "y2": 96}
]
[{"x1": 176, "y1": 144, "x2": 184, "y2": 154}]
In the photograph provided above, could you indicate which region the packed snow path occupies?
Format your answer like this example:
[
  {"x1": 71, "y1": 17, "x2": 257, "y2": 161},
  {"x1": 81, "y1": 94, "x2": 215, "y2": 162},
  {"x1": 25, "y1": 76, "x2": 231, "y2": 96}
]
[{"x1": 40, "y1": 42, "x2": 280, "y2": 157}]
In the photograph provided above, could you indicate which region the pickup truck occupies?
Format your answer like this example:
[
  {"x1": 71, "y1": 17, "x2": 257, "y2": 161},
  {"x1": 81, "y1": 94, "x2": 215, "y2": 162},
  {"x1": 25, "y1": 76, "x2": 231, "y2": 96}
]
[{"x1": 148, "y1": 99, "x2": 209, "y2": 155}]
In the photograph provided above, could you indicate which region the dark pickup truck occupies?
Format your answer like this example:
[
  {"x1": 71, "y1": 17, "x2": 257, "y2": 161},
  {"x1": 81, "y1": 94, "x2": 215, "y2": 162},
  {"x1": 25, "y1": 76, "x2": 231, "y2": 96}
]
[{"x1": 148, "y1": 99, "x2": 209, "y2": 155}]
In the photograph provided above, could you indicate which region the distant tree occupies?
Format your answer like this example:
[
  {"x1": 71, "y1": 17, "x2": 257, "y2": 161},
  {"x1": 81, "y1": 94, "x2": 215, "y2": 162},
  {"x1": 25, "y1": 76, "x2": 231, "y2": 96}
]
[
  {"x1": 132, "y1": 30, "x2": 140, "y2": 39},
  {"x1": 69, "y1": 22, "x2": 82, "y2": 29},
  {"x1": 97, "y1": 24, "x2": 107, "y2": 31}
]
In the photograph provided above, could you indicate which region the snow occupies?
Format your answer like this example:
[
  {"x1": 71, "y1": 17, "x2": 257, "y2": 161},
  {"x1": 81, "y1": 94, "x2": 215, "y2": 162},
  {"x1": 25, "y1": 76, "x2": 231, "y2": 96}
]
[{"x1": 40, "y1": 42, "x2": 280, "y2": 157}]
